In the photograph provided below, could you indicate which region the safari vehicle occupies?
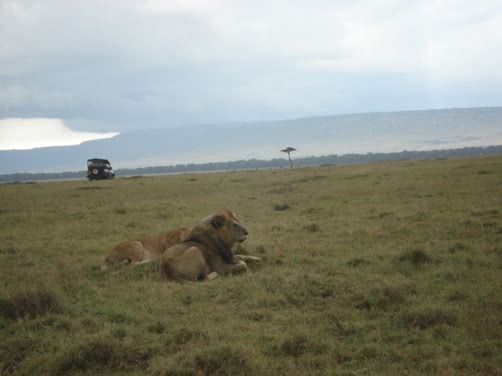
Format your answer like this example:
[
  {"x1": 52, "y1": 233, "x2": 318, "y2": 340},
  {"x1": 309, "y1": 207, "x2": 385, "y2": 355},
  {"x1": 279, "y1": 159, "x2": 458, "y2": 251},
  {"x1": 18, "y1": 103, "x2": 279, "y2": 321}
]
[{"x1": 87, "y1": 158, "x2": 115, "y2": 180}]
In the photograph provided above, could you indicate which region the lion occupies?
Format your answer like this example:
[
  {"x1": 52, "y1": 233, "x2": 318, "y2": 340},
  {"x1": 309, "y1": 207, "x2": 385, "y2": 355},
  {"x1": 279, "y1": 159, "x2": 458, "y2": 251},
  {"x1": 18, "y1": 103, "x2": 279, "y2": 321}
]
[
  {"x1": 104, "y1": 227, "x2": 190, "y2": 268},
  {"x1": 160, "y1": 210, "x2": 261, "y2": 281}
]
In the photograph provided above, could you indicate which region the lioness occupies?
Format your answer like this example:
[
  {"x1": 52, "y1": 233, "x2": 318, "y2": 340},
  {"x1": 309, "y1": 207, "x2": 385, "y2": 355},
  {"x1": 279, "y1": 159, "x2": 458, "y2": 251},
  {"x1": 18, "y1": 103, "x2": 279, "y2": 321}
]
[
  {"x1": 104, "y1": 227, "x2": 190, "y2": 268},
  {"x1": 160, "y1": 210, "x2": 261, "y2": 281}
]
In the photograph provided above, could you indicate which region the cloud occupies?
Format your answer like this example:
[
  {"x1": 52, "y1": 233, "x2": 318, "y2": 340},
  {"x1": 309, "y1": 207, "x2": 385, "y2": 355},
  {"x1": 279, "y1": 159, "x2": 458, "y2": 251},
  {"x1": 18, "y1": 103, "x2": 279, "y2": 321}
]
[
  {"x1": 0, "y1": 85, "x2": 73, "y2": 111},
  {"x1": 0, "y1": 0, "x2": 501, "y2": 131},
  {"x1": 2, "y1": 1, "x2": 501, "y2": 74},
  {"x1": 0, "y1": 118, "x2": 119, "y2": 150}
]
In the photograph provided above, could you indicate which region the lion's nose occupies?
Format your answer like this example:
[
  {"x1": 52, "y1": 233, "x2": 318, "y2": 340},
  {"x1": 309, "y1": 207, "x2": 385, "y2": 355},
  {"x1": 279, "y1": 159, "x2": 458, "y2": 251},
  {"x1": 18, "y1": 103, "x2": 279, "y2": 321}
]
[{"x1": 243, "y1": 229, "x2": 249, "y2": 235}]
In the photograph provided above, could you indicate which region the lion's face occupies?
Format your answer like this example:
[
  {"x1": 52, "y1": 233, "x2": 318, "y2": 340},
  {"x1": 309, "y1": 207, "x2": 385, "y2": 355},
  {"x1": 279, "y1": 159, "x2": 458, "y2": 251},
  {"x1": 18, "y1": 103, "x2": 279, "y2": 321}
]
[{"x1": 210, "y1": 210, "x2": 248, "y2": 246}]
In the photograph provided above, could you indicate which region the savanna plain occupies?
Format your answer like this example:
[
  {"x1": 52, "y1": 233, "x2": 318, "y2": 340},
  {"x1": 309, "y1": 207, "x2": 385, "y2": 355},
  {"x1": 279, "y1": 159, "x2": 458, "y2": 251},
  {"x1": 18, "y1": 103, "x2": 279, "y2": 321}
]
[{"x1": 0, "y1": 156, "x2": 501, "y2": 375}]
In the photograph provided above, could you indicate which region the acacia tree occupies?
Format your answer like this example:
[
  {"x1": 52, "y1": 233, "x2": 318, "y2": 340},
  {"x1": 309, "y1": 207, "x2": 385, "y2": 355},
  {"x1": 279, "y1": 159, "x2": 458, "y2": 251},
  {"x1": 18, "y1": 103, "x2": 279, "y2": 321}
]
[{"x1": 281, "y1": 147, "x2": 297, "y2": 168}]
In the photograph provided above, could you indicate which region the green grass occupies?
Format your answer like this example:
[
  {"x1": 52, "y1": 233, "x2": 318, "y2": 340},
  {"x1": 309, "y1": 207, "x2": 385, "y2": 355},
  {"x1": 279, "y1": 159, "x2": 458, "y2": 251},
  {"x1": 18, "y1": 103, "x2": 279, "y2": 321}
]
[{"x1": 0, "y1": 155, "x2": 501, "y2": 375}]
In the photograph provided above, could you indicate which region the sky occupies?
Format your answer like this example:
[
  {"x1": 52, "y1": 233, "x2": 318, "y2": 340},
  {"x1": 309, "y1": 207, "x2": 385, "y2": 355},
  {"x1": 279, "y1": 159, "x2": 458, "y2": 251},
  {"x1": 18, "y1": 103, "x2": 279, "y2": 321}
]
[{"x1": 1, "y1": 0, "x2": 502, "y2": 150}]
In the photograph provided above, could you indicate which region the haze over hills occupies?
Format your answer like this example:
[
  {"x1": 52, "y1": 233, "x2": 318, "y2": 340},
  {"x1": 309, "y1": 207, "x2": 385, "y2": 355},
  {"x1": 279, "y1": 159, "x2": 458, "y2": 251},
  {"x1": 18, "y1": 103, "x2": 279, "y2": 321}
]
[{"x1": 1, "y1": 107, "x2": 501, "y2": 174}]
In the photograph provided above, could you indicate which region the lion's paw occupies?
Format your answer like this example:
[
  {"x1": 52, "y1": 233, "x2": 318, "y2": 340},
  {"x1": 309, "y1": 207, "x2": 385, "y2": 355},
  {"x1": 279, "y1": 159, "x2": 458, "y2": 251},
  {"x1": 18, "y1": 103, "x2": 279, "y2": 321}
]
[{"x1": 207, "y1": 272, "x2": 219, "y2": 280}]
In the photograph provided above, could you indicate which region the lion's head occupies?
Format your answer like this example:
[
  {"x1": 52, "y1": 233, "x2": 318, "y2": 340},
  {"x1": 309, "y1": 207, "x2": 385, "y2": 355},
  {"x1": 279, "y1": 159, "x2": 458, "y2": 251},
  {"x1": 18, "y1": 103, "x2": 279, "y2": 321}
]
[
  {"x1": 209, "y1": 210, "x2": 248, "y2": 244},
  {"x1": 185, "y1": 210, "x2": 249, "y2": 263}
]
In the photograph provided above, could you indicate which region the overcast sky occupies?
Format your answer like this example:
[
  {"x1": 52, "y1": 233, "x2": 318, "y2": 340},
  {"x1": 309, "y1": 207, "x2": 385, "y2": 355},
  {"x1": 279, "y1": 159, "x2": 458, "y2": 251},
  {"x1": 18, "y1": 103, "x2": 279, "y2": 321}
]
[{"x1": 1, "y1": 0, "x2": 502, "y2": 149}]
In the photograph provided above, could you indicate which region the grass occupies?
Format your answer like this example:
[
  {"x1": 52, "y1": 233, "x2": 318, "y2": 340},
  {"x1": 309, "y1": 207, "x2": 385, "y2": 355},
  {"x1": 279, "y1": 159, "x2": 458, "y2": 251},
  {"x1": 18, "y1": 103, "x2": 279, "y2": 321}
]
[{"x1": 0, "y1": 155, "x2": 501, "y2": 375}]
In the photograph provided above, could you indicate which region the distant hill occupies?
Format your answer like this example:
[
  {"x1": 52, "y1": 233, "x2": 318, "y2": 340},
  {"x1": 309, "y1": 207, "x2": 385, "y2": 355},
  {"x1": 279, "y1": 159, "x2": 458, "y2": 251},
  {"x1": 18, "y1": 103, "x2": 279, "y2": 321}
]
[{"x1": 1, "y1": 107, "x2": 501, "y2": 174}]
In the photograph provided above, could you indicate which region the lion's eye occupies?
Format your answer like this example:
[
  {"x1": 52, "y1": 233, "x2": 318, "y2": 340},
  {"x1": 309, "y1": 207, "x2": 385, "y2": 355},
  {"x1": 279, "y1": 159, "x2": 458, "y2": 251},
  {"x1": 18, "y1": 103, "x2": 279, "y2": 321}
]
[{"x1": 233, "y1": 223, "x2": 239, "y2": 228}]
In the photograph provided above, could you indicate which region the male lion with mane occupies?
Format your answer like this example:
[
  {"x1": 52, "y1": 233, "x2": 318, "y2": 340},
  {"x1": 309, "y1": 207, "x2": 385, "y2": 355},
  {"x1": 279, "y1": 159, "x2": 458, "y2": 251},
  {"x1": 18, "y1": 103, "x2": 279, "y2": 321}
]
[
  {"x1": 160, "y1": 210, "x2": 260, "y2": 281},
  {"x1": 104, "y1": 227, "x2": 190, "y2": 268}
]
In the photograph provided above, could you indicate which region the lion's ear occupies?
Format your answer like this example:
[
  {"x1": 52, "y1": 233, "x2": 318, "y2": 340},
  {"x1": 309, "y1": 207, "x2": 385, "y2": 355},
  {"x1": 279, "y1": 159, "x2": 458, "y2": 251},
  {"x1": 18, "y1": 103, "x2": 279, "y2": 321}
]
[{"x1": 211, "y1": 214, "x2": 225, "y2": 229}]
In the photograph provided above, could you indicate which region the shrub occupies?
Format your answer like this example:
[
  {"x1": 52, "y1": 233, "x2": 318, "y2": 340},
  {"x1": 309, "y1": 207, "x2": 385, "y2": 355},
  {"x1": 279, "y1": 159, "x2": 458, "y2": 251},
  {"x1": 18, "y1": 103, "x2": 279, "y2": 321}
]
[
  {"x1": 346, "y1": 258, "x2": 370, "y2": 267},
  {"x1": 355, "y1": 287, "x2": 407, "y2": 312},
  {"x1": 267, "y1": 184, "x2": 295, "y2": 194},
  {"x1": 304, "y1": 223, "x2": 320, "y2": 232},
  {"x1": 191, "y1": 346, "x2": 252, "y2": 375},
  {"x1": 275, "y1": 335, "x2": 325, "y2": 357},
  {"x1": 27, "y1": 316, "x2": 71, "y2": 331},
  {"x1": 448, "y1": 242, "x2": 469, "y2": 253},
  {"x1": 273, "y1": 203, "x2": 290, "y2": 211},
  {"x1": 146, "y1": 321, "x2": 166, "y2": 334},
  {"x1": 0, "y1": 338, "x2": 36, "y2": 376},
  {"x1": 52, "y1": 339, "x2": 152, "y2": 375},
  {"x1": 398, "y1": 249, "x2": 433, "y2": 266},
  {"x1": 285, "y1": 278, "x2": 336, "y2": 304},
  {"x1": 106, "y1": 312, "x2": 131, "y2": 324},
  {"x1": 295, "y1": 175, "x2": 328, "y2": 183},
  {"x1": 448, "y1": 291, "x2": 468, "y2": 301},
  {"x1": 165, "y1": 328, "x2": 208, "y2": 352},
  {"x1": 112, "y1": 328, "x2": 127, "y2": 339},
  {"x1": 75, "y1": 186, "x2": 107, "y2": 191},
  {"x1": 0, "y1": 288, "x2": 63, "y2": 320},
  {"x1": 398, "y1": 310, "x2": 457, "y2": 330}
]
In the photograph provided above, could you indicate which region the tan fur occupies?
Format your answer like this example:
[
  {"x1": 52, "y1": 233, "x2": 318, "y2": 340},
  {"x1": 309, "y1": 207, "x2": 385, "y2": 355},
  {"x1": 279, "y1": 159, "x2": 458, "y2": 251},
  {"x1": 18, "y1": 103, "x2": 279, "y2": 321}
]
[
  {"x1": 105, "y1": 227, "x2": 190, "y2": 268},
  {"x1": 160, "y1": 210, "x2": 261, "y2": 281}
]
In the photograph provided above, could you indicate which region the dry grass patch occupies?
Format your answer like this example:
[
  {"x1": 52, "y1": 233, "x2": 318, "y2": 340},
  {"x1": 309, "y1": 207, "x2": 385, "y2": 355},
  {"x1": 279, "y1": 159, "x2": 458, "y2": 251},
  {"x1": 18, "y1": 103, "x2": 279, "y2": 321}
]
[
  {"x1": 273, "y1": 335, "x2": 326, "y2": 357},
  {"x1": 397, "y1": 309, "x2": 457, "y2": 330},
  {"x1": 355, "y1": 286, "x2": 410, "y2": 312},
  {"x1": 346, "y1": 258, "x2": 370, "y2": 267},
  {"x1": 448, "y1": 242, "x2": 469, "y2": 253},
  {"x1": 113, "y1": 207, "x2": 127, "y2": 215},
  {"x1": 267, "y1": 184, "x2": 296, "y2": 194},
  {"x1": 191, "y1": 346, "x2": 252, "y2": 376},
  {"x1": 303, "y1": 223, "x2": 320, "y2": 233},
  {"x1": 0, "y1": 288, "x2": 63, "y2": 320},
  {"x1": 74, "y1": 186, "x2": 109, "y2": 191},
  {"x1": 146, "y1": 321, "x2": 166, "y2": 334},
  {"x1": 273, "y1": 203, "x2": 291, "y2": 211},
  {"x1": 165, "y1": 328, "x2": 209, "y2": 352},
  {"x1": 0, "y1": 338, "x2": 37, "y2": 376},
  {"x1": 398, "y1": 249, "x2": 434, "y2": 266},
  {"x1": 293, "y1": 175, "x2": 329, "y2": 183},
  {"x1": 52, "y1": 338, "x2": 153, "y2": 375}
]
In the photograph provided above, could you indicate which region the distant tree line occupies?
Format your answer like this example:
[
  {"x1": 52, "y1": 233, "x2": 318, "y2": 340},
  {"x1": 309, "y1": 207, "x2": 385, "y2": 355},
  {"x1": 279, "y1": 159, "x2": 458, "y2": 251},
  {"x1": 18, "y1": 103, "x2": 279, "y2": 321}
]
[{"x1": 1, "y1": 145, "x2": 501, "y2": 183}]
